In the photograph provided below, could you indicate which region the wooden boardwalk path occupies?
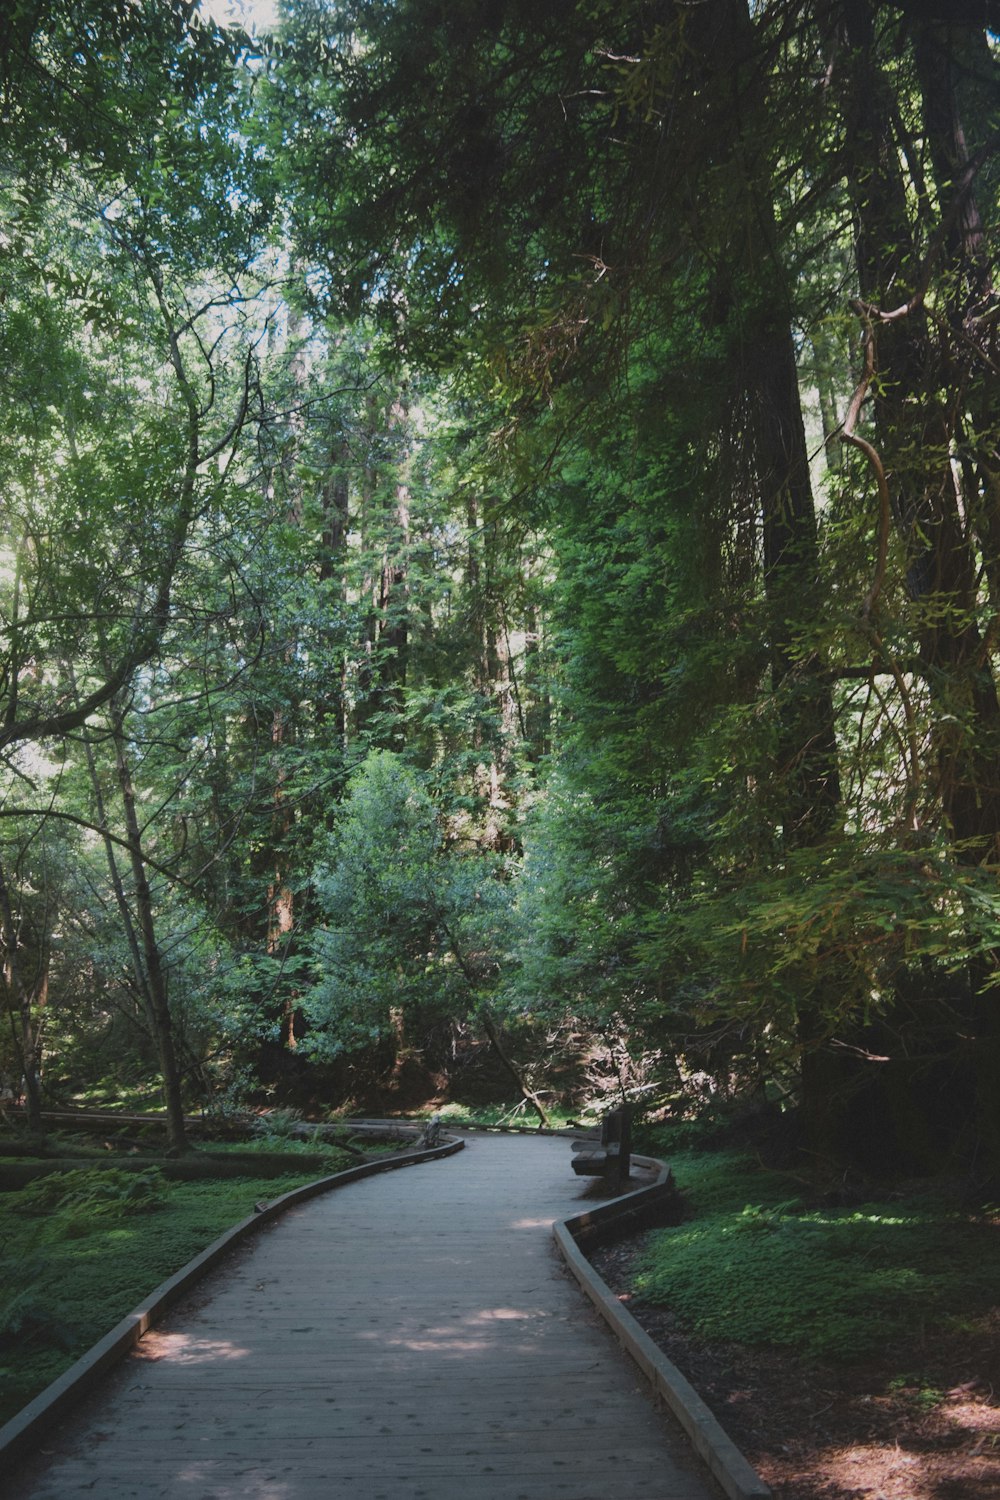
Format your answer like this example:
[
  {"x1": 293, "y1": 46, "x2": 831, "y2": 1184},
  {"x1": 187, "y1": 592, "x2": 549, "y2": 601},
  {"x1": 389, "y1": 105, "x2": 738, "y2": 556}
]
[{"x1": 8, "y1": 1133, "x2": 721, "y2": 1500}]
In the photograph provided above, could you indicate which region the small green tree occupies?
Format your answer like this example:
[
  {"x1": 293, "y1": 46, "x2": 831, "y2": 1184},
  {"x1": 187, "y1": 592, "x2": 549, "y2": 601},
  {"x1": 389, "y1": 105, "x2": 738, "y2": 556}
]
[{"x1": 305, "y1": 750, "x2": 548, "y2": 1119}]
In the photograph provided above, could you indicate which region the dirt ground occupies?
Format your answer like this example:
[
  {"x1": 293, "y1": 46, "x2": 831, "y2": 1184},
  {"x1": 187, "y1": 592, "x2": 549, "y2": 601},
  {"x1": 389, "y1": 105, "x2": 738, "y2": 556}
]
[{"x1": 589, "y1": 1235, "x2": 1000, "y2": 1500}]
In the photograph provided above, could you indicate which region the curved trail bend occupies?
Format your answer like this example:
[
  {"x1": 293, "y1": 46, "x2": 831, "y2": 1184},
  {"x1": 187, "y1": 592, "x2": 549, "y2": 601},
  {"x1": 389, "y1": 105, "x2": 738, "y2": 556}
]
[{"x1": 10, "y1": 1132, "x2": 720, "y2": 1500}]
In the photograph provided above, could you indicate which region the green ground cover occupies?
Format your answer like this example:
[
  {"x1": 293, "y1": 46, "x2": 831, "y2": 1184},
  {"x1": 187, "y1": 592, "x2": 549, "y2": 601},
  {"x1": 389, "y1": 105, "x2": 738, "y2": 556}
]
[
  {"x1": 0, "y1": 1146, "x2": 357, "y2": 1426},
  {"x1": 633, "y1": 1127, "x2": 1000, "y2": 1363}
]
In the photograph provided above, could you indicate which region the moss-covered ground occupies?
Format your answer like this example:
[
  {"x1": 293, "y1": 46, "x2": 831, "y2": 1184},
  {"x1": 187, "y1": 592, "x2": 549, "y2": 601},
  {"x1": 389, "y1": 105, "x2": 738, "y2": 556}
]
[{"x1": 632, "y1": 1123, "x2": 1000, "y2": 1363}]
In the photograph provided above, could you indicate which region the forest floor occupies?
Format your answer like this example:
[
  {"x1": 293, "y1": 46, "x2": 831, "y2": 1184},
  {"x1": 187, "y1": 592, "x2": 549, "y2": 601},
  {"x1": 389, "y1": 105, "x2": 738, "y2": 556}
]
[{"x1": 590, "y1": 1234, "x2": 1000, "y2": 1500}]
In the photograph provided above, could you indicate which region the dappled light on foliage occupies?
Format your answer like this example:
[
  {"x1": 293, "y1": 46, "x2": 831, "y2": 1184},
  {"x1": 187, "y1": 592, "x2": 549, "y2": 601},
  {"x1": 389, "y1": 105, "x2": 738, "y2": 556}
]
[{"x1": 630, "y1": 1142, "x2": 1000, "y2": 1362}]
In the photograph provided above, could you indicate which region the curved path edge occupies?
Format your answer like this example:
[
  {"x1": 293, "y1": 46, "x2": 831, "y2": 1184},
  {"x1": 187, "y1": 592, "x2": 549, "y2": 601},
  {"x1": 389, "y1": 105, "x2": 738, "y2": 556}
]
[
  {"x1": 553, "y1": 1153, "x2": 773, "y2": 1500},
  {"x1": 0, "y1": 1133, "x2": 464, "y2": 1471}
]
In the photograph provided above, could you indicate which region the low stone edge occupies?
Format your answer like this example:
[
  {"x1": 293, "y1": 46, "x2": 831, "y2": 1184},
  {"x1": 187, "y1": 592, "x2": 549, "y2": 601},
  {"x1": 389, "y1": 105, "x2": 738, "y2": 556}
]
[
  {"x1": 0, "y1": 1134, "x2": 464, "y2": 1470},
  {"x1": 553, "y1": 1155, "x2": 772, "y2": 1500}
]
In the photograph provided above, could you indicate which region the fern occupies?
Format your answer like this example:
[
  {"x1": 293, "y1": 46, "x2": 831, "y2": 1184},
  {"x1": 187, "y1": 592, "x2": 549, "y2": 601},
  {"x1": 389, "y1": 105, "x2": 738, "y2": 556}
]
[{"x1": 17, "y1": 1167, "x2": 167, "y2": 1220}]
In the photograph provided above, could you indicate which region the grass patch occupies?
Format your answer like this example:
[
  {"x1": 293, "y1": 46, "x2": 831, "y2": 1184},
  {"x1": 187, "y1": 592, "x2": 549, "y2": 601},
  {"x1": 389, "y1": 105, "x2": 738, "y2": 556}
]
[
  {"x1": 631, "y1": 1127, "x2": 1000, "y2": 1363},
  {"x1": 0, "y1": 1151, "x2": 358, "y2": 1426},
  {"x1": 65, "y1": 1079, "x2": 166, "y2": 1113}
]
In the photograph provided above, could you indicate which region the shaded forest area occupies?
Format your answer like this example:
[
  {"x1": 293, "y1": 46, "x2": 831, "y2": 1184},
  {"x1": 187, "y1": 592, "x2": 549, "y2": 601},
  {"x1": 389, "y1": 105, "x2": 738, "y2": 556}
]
[{"x1": 2, "y1": 0, "x2": 1000, "y2": 1181}]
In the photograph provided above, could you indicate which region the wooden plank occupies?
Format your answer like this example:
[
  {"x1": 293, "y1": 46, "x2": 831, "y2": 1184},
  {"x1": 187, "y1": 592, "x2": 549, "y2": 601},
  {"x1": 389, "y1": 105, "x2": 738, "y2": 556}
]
[
  {"x1": 7, "y1": 1135, "x2": 721, "y2": 1500},
  {"x1": 16, "y1": 1468, "x2": 710, "y2": 1500}
]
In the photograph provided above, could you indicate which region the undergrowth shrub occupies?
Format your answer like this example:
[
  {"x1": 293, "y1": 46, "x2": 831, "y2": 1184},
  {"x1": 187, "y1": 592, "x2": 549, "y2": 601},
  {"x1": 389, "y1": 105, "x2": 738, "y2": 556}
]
[
  {"x1": 250, "y1": 1107, "x2": 306, "y2": 1142},
  {"x1": 0, "y1": 1282, "x2": 77, "y2": 1354},
  {"x1": 17, "y1": 1166, "x2": 168, "y2": 1221},
  {"x1": 636, "y1": 1116, "x2": 730, "y2": 1156}
]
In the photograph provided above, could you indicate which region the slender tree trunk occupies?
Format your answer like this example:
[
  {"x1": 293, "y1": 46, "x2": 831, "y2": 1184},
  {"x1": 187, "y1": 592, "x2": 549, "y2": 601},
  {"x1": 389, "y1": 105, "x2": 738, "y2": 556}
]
[
  {"x1": 74, "y1": 677, "x2": 150, "y2": 1012},
  {"x1": 356, "y1": 391, "x2": 412, "y2": 748},
  {"x1": 260, "y1": 295, "x2": 310, "y2": 1051},
  {"x1": 74, "y1": 657, "x2": 184, "y2": 1135},
  {"x1": 317, "y1": 452, "x2": 351, "y2": 748},
  {"x1": 442, "y1": 917, "x2": 550, "y2": 1125},
  {"x1": 109, "y1": 701, "x2": 189, "y2": 1153},
  {"x1": 523, "y1": 596, "x2": 551, "y2": 765},
  {"x1": 465, "y1": 494, "x2": 517, "y2": 846},
  {"x1": 376, "y1": 396, "x2": 412, "y2": 742},
  {"x1": 480, "y1": 1011, "x2": 551, "y2": 1127}
]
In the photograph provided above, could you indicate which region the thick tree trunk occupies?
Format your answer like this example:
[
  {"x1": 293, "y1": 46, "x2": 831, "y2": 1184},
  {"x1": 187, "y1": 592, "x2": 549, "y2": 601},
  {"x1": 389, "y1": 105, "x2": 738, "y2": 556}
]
[
  {"x1": 840, "y1": 0, "x2": 1000, "y2": 862},
  {"x1": 828, "y1": 1, "x2": 1000, "y2": 1164},
  {"x1": 712, "y1": 0, "x2": 846, "y2": 1162},
  {"x1": 751, "y1": 312, "x2": 855, "y2": 1167},
  {"x1": 912, "y1": 16, "x2": 1000, "y2": 1160},
  {"x1": 755, "y1": 319, "x2": 843, "y2": 839},
  {"x1": 0, "y1": 855, "x2": 44, "y2": 1134}
]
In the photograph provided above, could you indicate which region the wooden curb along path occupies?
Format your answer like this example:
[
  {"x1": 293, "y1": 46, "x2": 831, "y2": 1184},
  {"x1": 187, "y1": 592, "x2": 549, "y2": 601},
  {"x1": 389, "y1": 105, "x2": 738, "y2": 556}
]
[{"x1": 4, "y1": 1130, "x2": 770, "y2": 1500}]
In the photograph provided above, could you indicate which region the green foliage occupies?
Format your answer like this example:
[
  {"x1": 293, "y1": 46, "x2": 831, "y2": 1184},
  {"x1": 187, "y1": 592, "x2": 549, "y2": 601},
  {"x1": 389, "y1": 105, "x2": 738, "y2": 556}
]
[
  {"x1": 16, "y1": 1166, "x2": 168, "y2": 1221},
  {"x1": 635, "y1": 1117, "x2": 740, "y2": 1160},
  {"x1": 250, "y1": 1107, "x2": 306, "y2": 1141},
  {"x1": 434, "y1": 1100, "x2": 578, "y2": 1129},
  {"x1": 239, "y1": 1112, "x2": 363, "y2": 1158},
  {"x1": 0, "y1": 1287, "x2": 75, "y2": 1355},
  {"x1": 305, "y1": 750, "x2": 513, "y2": 1057},
  {"x1": 628, "y1": 832, "x2": 1000, "y2": 1127},
  {"x1": 633, "y1": 1148, "x2": 1000, "y2": 1362}
]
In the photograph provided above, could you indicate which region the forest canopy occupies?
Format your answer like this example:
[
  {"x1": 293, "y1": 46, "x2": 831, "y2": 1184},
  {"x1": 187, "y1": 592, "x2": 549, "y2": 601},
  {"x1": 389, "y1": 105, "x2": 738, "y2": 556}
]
[{"x1": 2, "y1": 0, "x2": 999, "y2": 1175}]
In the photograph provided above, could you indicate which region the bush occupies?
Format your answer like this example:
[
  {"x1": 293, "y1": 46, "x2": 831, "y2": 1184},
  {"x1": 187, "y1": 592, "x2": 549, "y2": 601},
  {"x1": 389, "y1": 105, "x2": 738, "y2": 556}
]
[{"x1": 250, "y1": 1106, "x2": 305, "y2": 1140}]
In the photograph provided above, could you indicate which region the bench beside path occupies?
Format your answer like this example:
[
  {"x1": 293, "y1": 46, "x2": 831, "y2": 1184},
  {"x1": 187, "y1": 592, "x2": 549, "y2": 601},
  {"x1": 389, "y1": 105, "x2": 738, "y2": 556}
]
[{"x1": 8, "y1": 1132, "x2": 721, "y2": 1500}]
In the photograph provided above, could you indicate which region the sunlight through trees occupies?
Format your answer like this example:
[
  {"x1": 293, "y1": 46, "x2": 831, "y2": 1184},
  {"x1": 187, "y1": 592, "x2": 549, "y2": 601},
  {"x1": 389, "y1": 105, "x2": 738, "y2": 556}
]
[{"x1": 2, "y1": 0, "x2": 999, "y2": 1176}]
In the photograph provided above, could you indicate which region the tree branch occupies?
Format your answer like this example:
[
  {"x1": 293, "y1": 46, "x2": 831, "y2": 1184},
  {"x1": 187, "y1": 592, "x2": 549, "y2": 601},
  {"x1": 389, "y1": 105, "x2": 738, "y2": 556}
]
[{"x1": 833, "y1": 306, "x2": 892, "y2": 619}]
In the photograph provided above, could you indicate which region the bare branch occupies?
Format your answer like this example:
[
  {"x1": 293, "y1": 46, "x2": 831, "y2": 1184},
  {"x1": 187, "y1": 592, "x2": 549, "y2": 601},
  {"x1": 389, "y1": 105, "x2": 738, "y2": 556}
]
[{"x1": 832, "y1": 307, "x2": 892, "y2": 619}]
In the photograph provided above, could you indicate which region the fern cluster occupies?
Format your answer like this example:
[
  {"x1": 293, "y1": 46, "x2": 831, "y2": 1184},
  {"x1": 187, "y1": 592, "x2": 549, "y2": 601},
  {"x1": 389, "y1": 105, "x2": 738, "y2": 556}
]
[{"x1": 16, "y1": 1166, "x2": 168, "y2": 1221}]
